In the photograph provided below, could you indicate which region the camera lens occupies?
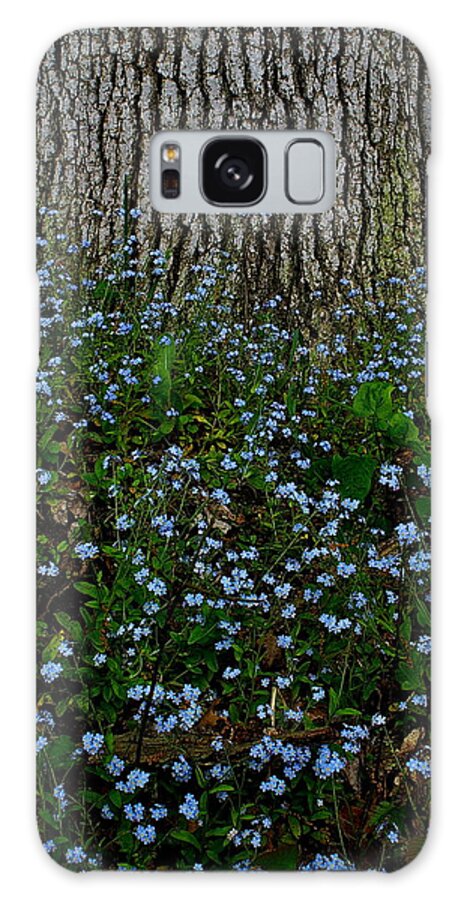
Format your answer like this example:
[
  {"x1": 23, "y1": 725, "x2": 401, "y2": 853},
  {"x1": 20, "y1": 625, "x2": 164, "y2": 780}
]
[
  {"x1": 218, "y1": 157, "x2": 251, "y2": 190},
  {"x1": 202, "y1": 138, "x2": 266, "y2": 205}
]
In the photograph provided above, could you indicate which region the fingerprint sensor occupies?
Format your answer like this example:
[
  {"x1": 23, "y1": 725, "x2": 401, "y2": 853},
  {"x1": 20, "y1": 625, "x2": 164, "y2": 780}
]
[{"x1": 286, "y1": 140, "x2": 324, "y2": 204}]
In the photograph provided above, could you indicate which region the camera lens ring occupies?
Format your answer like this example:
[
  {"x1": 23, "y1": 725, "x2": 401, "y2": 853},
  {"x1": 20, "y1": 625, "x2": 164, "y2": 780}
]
[{"x1": 201, "y1": 138, "x2": 266, "y2": 206}]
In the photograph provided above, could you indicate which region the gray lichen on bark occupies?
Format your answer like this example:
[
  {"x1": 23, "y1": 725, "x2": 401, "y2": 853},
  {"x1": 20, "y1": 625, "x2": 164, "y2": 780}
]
[{"x1": 37, "y1": 27, "x2": 430, "y2": 307}]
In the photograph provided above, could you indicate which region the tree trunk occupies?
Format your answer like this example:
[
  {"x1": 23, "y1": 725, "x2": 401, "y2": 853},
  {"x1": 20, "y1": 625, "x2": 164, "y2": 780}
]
[
  {"x1": 114, "y1": 725, "x2": 335, "y2": 766},
  {"x1": 37, "y1": 27, "x2": 430, "y2": 306}
]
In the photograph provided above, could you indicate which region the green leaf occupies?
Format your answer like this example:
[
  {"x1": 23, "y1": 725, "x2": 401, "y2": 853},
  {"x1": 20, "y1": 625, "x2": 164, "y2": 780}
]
[
  {"x1": 415, "y1": 495, "x2": 431, "y2": 521},
  {"x1": 158, "y1": 335, "x2": 175, "y2": 372},
  {"x1": 417, "y1": 598, "x2": 431, "y2": 629},
  {"x1": 188, "y1": 624, "x2": 207, "y2": 645},
  {"x1": 255, "y1": 844, "x2": 298, "y2": 870},
  {"x1": 205, "y1": 850, "x2": 224, "y2": 866},
  {"x1": 386, "y1": 412, "x2": 419, "y2": 446},
  {"x1": 54, "y1": 611, "x2": 83, "y2": 641},
  {"x1": 159, "y1": 418, "x2": 176, "y2": 435},
  {"x1": 46, "y1": 735, "x2": 75, "y2": 767},
  {"x1": 246, "y1": 472, "x2": 266, "y2": 491},
  {"x1": 112, "y1": 681, "x2": 127, "y2": 700},
  {"x1": 352, "y1": 381, "x2": 394, "y2": 420},
  {"x1": 285, "y1": 388, "x2": 297, "y2": 418},
  {"x1": 195, "y1": 766, "x2": 207, "y2": 788},
  {"x1": 328, "y1": 687, "x2": 339, "y2": 717},
  {"x1": 203, "y1": 649, "x2": 219, "y2": 672},
  {"x1": 38, "y1": 423, "x2": 58, "y2": 452},
  {"x1": 332, "y1": 453, "x2": 376, "y2": 500},
  {"x1": 400, "y1": 616, "x2": 412, "y2": 643},
  {"x1": 397, "y1": 662, "x2": 423, "y2": 692},
  {"x1": 369, "y1": 801, "x2": 396, "y2": 827},
  {"x1": 73, "y1": 581, "x2": 101, "y2": 599},
  {"x1": 109, "y1": 790, "x2": 123, "y2": 808},
  {"x1": 170, "y1": 829, "x2": 201, "y2": 850},
  {"x1": 288, "y1": 815, "x2": 301, "y2": 839},
  {"x1": 38, "y1": 808, "x2": 59, "y2": 829},
  {"x1": 183, "y1": 393, "x2": 203, "y2": 409},
  {"x1": 153, "y1": 335, "x2": 176, "y2": 408},
  {"x1": 117, "y1": 831, "x2": 135, "y2": 854},
  {"x1": 83, "y1": 789, "x2": 104, "y2": 805},
  {"x1": 55, "y1": 698, "x2": 71, "y2": 717}
]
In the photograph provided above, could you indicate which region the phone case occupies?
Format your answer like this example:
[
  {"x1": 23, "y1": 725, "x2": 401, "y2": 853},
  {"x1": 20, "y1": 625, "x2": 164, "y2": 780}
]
[{"x1": 36, "y1": 27, "x2": 431, "y2": 872}]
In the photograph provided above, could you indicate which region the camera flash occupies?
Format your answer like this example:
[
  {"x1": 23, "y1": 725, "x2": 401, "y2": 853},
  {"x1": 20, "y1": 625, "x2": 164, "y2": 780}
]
[{"x1": 162, "y1": 144, "x2": 180, "y2": 163}]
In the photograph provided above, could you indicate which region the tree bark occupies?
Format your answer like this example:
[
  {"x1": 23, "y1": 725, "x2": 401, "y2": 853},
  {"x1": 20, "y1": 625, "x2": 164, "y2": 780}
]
[
  {"x1": 114, "y1": 725, "x2": 335, "y2": 766},
  {"x1": 37, "y1": 27, "x2": 430, "y2": 306}
]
